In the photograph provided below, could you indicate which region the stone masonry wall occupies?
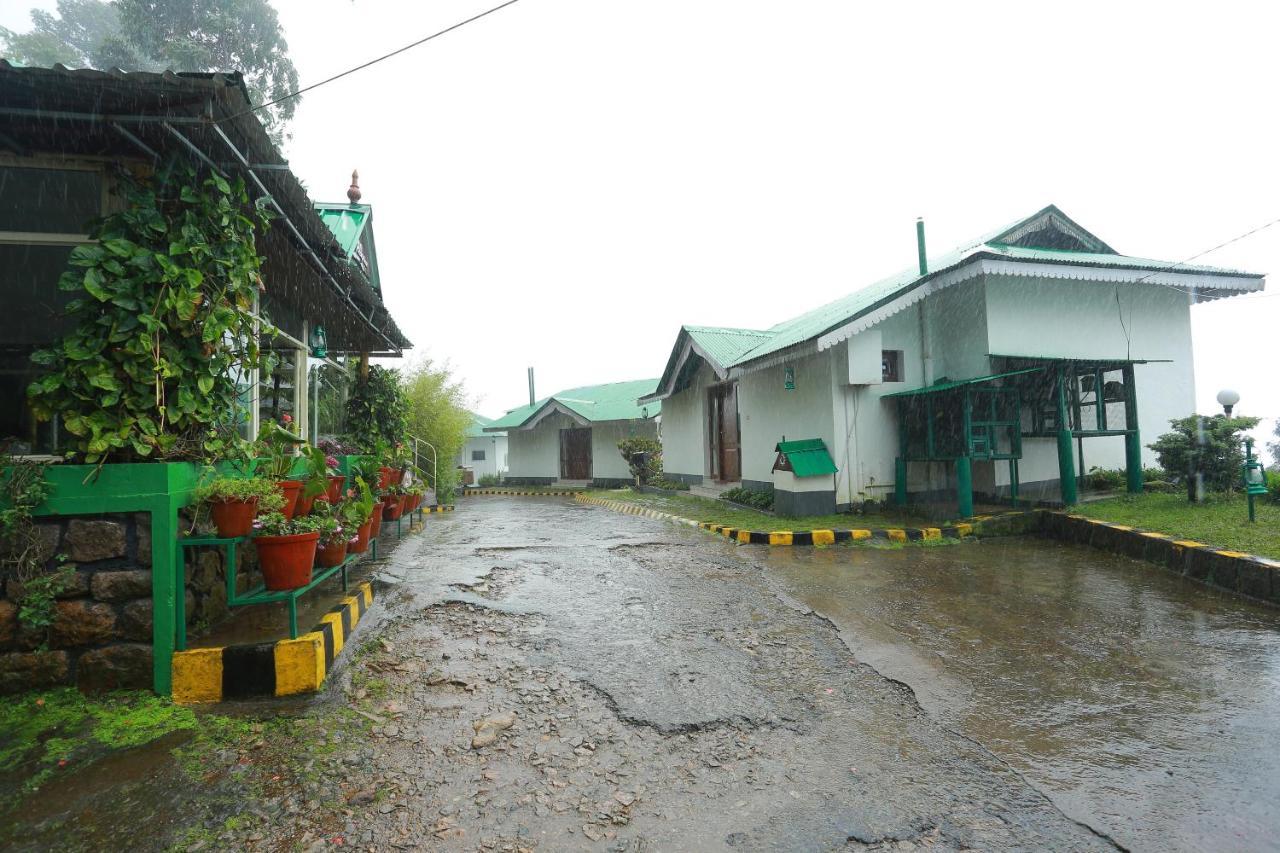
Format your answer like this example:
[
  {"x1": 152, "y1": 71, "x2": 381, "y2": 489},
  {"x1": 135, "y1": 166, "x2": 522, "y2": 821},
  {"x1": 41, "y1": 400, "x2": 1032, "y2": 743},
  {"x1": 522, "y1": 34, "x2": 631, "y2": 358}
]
[{"x1": 0, "y1": 510, "x2": 260, "y2": 694}]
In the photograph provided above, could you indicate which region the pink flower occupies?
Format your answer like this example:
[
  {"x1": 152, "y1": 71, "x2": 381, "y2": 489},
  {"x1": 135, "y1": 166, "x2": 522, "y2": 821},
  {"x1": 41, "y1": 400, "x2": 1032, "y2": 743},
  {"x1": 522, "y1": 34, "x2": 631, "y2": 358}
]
[
  {"x1": 326, "y1": 455, "x2": 339, "y2": 469},
  {"x1": 281, "y1": 413, "x2": 293, "y2": 424}
]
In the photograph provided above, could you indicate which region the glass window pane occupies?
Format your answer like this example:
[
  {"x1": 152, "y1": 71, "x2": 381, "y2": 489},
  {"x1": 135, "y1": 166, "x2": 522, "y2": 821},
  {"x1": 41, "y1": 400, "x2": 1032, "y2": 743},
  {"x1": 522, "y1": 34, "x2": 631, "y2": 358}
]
[
  {"x1": 258, "y1": 348, "x2": 298, "y2": 433},
  {"x1": 0, "y1": 167, "x2": 101, "y2": 234},
  {"x1": 0, "y1": 244, "x2": 78, "y2": 345}
]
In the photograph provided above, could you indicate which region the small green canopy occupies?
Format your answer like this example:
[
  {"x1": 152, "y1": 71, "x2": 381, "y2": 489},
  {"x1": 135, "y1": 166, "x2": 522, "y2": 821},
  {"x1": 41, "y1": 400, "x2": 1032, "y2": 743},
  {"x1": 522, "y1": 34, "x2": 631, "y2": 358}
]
[{"x1": 773, "y1": 438, "x2": 838, "y2": 478}]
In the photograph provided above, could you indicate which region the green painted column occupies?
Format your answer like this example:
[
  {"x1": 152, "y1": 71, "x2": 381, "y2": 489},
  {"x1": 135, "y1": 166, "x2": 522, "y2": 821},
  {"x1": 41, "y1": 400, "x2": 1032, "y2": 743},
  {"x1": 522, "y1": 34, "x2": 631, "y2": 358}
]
[
  {"x1": 1122, "y1": 364, "x2": 1143, "y2": 493},
  {"x1": 1056, "y1": 368, "x2": 1077, "y2": 505},
  {"x1": 895, "y1": 457, "x2": 908, "y2": 506},
  {"x1": 956, "y1": 455, "x2": 973, "y2": 518},
  {"x1": 150, "y1": 495, "x2": 178, "y2": 696},
  {"x1": 1009, "y1": 458, "x2": 1019, "y2": 506}
]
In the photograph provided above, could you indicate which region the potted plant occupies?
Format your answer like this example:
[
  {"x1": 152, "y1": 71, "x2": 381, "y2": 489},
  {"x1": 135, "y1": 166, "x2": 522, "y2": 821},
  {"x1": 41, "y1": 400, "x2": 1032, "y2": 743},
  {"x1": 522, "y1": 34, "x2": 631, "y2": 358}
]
[
  {"x1": 390, "y1": 441, "x2": 414, "y2": 483},
  {"x1": 195, "y1": 475, "x2": 285, "y2": 538},
  {"x1": 256, "y1": 414, "x2": 307, "y2": 518},
  {"x1": 344, "y1": 479, "x2": 376, "y2": 554},
  {"x1": 405, "y1": 482, "x2": 425, "y2": 513},
  {"x1": 311, "y1": 502, "x2": 348, "y2": 568},
  {"x1": 373, "y1": 438, "x2": 395, "y2": 489},
  {"x1": 383, "y1": 484, "x2": 407, "y2": 520},
  {"x1": 298, "y1": 446, "x2": 341, "y2": 516},
  {"x1": 251, "y1": 511, "x2": 324, "y2": 590}
]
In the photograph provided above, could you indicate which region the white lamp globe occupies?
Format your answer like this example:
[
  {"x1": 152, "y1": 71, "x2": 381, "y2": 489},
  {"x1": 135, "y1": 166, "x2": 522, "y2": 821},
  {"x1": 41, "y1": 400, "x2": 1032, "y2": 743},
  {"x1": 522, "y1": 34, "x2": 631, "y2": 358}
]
[{"x1": 1217, "y1": 389, "x2": 1241, "y2": 414}]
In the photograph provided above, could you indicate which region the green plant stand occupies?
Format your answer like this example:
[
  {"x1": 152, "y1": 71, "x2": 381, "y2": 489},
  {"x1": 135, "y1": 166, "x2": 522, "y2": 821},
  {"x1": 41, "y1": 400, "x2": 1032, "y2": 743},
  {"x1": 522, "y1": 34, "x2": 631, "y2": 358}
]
[{"x1": 176, "y1": 534, "x2": 375, "y2": 644}]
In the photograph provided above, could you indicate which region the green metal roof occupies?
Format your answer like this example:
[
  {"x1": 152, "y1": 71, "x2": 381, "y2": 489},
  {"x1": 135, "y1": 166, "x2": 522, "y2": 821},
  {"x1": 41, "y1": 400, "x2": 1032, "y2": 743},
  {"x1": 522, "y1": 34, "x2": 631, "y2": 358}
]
[
  {"x1": 465, "y1": 413, "x2": 500, "y2": 438},
  {"x1": 774, "y1": 438, "x2": 838, "y2": 477},
  {"x1": 686, "y1": 326, "x2": 773, "y2": 367},
  {"x1": 881, "y1": 367, "x2": 1043, "y2": 398},
  {"x1": 315, "y1": 204, "x2": 370, "y2": 256},
  {"x1": 485, "y1": 379, "x2": 661, "y2": 431},
  {"x1": 723, "y1": 205, "x2": 1263, "y2": 370}
]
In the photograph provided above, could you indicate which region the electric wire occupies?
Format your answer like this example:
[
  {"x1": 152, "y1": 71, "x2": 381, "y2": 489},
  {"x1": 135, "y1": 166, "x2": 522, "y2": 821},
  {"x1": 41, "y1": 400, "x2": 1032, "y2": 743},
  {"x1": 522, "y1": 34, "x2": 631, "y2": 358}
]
[{"x1": 219, "y1": 0, "x2": 524, "y2": 123}]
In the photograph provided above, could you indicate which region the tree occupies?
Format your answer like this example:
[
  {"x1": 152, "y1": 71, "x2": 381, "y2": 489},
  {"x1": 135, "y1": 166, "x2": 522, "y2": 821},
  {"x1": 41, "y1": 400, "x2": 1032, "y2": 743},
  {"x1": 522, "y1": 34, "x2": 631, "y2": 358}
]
[
  {"x1": 1, "y1": 0, "x2": 299, "y2": 145},
  {"x1": 1269, "y1": 420, "x2": 1280, "y2": 468},
  {"x1": 400, "y1": 358, "x2": 471, "y2": 503},
  {"x1": 1148, "y1": 414, "x2": 1260, "y2": 502},
  {"x1": 344, "y1": 364, "x2": 408, "y2": 455}
]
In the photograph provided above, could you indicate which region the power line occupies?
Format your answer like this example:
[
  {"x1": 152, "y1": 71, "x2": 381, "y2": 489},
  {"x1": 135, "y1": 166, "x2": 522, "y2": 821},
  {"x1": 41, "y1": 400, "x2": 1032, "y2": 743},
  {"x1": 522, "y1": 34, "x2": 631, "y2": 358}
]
[
  {"x1": 1132, "y1": 212, "x2": 1280, "y2": 285},
  {"x1": 220, "y1": 0, "x2": 524, "y2": 123}
]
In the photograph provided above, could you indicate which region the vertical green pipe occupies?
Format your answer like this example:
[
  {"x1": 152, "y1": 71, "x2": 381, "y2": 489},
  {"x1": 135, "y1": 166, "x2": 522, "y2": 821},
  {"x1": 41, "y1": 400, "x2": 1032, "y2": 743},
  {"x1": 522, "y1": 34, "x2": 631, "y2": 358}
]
[
  {"x1": 957, "y1": 455, "x2": 973, "y2": 518},
  {"x1": 1056, "y1": 367, "x2": 1077, "y2": 506},
  {"x1": 150, "y1": 496, "x2": 177, "y2": 695},
  {"x1": 1122, "y1": 364, "x2": 1143, "y2": 493},
  {"x1": 916, "y1": 218, "x2": 928, "y2": 275},
  {"x1": 895, "y1": 457, "x2": 908, "y2": 506},
  {"x1": 1009, "y1": 458, "x2": 1019, "y2": 506}
]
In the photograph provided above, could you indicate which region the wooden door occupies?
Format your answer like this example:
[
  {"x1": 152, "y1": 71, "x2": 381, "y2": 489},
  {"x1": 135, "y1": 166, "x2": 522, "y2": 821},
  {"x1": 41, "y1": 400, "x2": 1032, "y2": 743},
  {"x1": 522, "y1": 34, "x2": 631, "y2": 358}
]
[
  {"x1": 711, "y1": 384, "x2": 740, "y2": 482},
  {"x1": 559, "y1": 427, "x2": 592, "y2": 480}
]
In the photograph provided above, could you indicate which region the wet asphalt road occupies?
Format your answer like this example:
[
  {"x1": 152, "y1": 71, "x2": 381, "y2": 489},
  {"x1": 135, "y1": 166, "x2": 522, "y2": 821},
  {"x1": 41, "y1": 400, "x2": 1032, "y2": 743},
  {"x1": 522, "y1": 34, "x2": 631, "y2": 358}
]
[{"x1": 371, "y1": 496, "x2": 1120, "y2": 850}]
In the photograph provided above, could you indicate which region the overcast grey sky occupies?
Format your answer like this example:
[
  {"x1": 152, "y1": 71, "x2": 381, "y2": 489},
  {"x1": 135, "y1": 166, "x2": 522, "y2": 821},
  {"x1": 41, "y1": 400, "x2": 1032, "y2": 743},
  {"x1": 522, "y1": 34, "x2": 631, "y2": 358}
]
[{"x1": 4, "y1": 0, "x2": 1278, "y2": 442}]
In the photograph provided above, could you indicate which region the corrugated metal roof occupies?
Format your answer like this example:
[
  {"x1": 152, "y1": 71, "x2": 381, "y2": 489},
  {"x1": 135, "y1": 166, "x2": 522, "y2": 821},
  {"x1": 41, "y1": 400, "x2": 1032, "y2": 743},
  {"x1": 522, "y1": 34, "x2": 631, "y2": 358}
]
[
  {"x1": 725, "y1": 205, "x2": 1263, "y2": 370},
  {"x1": 465, "y1": 413, "x2": 500, "y2": 438},
  {"x1": 774, "y1": 438, "x2": 838, "y2": 477},
  {"x1": 0, "y1": 62, "x2": 411, "y2": 352},
  {"x1": 485, "y1": 379, "x2": 661, "y2": 431},
  {"x1": 315, "y1": 204, "x2": 370, "y2": 257},
  {"x1": 880, "y1": 367, "x2": 1043, "y2": 398},
  {"x1": 685, "y1": 326, "x2": 772, "y2": 367}
]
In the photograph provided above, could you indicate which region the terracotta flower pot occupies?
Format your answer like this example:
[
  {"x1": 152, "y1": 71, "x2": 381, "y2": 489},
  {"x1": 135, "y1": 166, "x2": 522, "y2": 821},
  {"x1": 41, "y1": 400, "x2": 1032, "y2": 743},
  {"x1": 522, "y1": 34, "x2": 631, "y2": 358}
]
[
  {"x1": 277, "y1": 480, "x2": 303, "y2": 519},
  {"x1": 379, "y1": 467, "x2": 395, "y2": 489},
  {"x1": 254, "y1": 531, "x2": 320, "y2": 590},
  {"x1": 295, "y1": 491, "x2": 317, "y2": 518},
  {"x1": 327, "y1": 475, "x2": 346, "y2": 503},
  {"x1": 368, "y1": 507, "x2": 384, "y2": 539},
  {"x1": 384, "y1": 494, "x2": 405, "y2": 521},
  {"x1": 349, "y1": 519, "x2": 373, "y2": 554},
  {"x1": 209, "y1": 497, "x2": 258, "y2": 538},
  {"x1": 315, "y1": 538, "x2": 349, "y2": 568}
]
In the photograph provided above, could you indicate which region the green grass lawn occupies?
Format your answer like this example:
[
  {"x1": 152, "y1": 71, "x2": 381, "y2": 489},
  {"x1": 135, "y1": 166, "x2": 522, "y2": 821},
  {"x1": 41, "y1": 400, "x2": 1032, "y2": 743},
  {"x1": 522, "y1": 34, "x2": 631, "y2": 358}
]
[
  {"x1": 586, "y1": 488, "x2": 932, "y2": 531},
  {"x1": 1075, "y1": 492, "x2": 1280, "y2": 559}
]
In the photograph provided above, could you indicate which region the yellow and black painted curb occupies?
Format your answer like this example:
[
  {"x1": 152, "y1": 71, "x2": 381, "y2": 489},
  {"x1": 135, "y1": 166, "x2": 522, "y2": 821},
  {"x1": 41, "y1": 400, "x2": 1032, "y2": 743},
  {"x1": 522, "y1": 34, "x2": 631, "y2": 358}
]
[
  {"x1": 463, "y1": 489, "x2": 583, "y2": 497},
  {"x1": 424, "y1": 504, "x2": 455, "y2": 513},
  {"x1": 1041, "y1": 511, "x2": 1280, "y2": 604},
  {"x1": 572, "y1": 493, "x2": 1016, "y2": 546},
  {"x1": 171, "y1": 582, "x2": 374, "y2": 704}
]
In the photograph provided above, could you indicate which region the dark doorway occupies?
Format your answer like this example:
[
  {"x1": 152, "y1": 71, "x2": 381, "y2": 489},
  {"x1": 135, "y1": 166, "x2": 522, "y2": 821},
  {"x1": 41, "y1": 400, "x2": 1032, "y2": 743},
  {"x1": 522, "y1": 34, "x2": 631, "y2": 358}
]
[
  {"x1": 559, "y1": 427, "x2": 592, "y2": 480},
  {"x1": 708, "y1": 384, "x2": 741, "y2": 482}
]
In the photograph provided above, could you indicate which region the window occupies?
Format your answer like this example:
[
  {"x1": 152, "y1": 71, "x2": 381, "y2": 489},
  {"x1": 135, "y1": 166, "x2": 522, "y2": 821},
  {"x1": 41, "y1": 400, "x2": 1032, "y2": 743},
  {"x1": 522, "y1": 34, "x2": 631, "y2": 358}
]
[
  {"x1": 472, "y1": 449, "x2": 486, "y2": 461},
  {"x1": 882, "y1": 350, "x2": 904, "y2": 382}
]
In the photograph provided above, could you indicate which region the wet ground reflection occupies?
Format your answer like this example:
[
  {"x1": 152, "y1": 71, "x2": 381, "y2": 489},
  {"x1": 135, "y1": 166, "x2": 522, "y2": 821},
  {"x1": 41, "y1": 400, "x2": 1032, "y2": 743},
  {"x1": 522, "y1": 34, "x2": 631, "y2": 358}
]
[{"x1": 756, "y1": 537, "x2": 1280, "y2": 852}]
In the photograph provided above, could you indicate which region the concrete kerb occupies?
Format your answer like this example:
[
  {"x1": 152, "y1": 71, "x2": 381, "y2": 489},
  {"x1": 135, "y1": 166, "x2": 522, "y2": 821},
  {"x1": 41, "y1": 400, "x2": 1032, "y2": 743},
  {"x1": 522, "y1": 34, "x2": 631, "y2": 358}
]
[
  {"x1": 463, "y1": 489, "x2": 583, "y2": 497},
  {"x1": 1038, "y1": 511, "x2": 1280, "y2": 606},
  {"x1": 572, "y1": 493, "x2": 1029, "y2": 546},
  {"x1": 171, "y1": 581, "x2": 374, "y2": 704}
]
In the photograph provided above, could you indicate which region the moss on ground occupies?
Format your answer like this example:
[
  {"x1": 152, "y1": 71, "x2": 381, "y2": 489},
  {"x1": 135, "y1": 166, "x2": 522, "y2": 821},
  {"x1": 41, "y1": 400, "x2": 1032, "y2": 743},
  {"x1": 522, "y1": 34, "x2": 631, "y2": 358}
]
[{"x1": 1075, "y1": 492, "x2": 1280, "y2": 559}]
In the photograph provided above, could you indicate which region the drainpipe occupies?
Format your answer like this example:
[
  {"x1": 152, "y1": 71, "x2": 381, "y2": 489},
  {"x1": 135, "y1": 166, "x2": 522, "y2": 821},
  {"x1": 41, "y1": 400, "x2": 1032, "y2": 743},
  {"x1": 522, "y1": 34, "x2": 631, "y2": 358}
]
[{"x1": 527, "y1": 367, "x2": 536, "y2": 407}]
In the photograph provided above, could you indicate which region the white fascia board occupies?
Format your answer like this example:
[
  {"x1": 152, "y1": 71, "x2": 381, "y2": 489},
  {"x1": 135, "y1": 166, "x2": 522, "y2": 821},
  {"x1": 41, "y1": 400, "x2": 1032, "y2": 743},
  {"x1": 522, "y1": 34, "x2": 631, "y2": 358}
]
[
  {"x1": 726, "y1": 340, "x2": 819, "y2": 380},
  {"x1": 521, "y1": 400, "x2": 590, "y2": 430},
  {"x1": 645, "y1": 336, "x2": 730, "y2": 401},
  {"x1": 816, "y1": 257, "x2": 1265, "y2": 353}
]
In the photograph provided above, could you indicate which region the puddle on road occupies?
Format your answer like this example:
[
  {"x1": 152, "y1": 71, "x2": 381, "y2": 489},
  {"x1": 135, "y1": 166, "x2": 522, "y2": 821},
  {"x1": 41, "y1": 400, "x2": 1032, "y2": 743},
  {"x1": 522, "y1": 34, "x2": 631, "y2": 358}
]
[{"x1": 755, "y1": 536, "x2": 1280, "y2": 852}]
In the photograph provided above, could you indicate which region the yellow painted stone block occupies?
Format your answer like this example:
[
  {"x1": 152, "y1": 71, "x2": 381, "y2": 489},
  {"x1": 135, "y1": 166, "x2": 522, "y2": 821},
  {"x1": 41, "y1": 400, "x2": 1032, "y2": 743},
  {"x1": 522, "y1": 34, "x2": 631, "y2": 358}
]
[
  {"x1": 812, "y1": 530, "x2": 835, "y2": 546},
  {"x1": 737, "y1": 530, "x2": 751, "y2": 544},
  {"x1": 1217, "y1": 550, "x2": 1250, "y2": 559},
  {"x1": 360, "y1": 583, "x2": 373, "y2": 608},
  {"x1": 953, "y1": 523, "x2": 973, "y2": 537},
  {"x1": 321, "y1": 612, "x2": 345, "y2": 656},
  {"x1": 769, "y1": 532, "x2": 793, "y2": 546},
  {"x1": 171, "y1": 648, "x2": 223, "y2": 704},
  {"x1": 850, "y1": 529, "x2": 872, "y2": 541},
  {"x1": 921, "y1": 528, "x2": 942, "y2": 540},
  {"x1": 275, "y1": 633, "x2": 326, "y2": 696},
  {"x1": 1173, "y1": 540, "x2": 1207, "y2": 549},
  {"x1": 886, "y1": 529, "x2": 907, "y2": 543}
]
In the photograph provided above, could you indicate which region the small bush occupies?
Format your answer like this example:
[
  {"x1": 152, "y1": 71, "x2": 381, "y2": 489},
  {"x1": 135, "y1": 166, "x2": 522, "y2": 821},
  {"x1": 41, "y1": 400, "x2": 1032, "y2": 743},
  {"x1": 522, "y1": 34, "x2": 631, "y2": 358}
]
[
  {"x1": 478, "y1": 473, "x2": 502, "y2": 487},
  {"x1": 1267, "y1": 470, "x2": 1280, "y2": 504},
  {"x1": 650, "y1": 479, "x2": 690, "y2": 491},
  {"x1": 723, "y1": 486, "x2": 773, "y2": 511},
  {"x1": 617, "y1": 437, "x2": 663, "y2": 485},
  {"x1": 1086, "y1": 467, "x2": 1125, "y2": 491}
]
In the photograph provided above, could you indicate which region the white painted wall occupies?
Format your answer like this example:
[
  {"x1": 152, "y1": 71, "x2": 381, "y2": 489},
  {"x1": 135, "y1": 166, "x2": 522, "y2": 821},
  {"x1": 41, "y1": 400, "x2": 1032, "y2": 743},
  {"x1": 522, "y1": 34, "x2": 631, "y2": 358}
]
[
  {"x1": 591, "y1": 419, "x2": 659, "y2": 481},
  {"x1": 658, "y1": 361, "x2": 714, "y2": 480},
  {"x1": 506, "y1": 412, "x2": 575, "y2": 480},
  {"x1": 458, "y1": 434, "x2": 508, "y2": 480},
  {"x1": 737, "y1": 350, "x2": 835, "y2": 487}
]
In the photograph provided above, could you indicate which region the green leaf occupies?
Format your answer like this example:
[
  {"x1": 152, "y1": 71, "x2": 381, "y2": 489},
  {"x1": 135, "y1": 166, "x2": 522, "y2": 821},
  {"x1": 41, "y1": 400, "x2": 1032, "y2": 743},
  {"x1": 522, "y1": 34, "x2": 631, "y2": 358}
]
[
  {"x1": 82, "y1": 267, "x2": 108, "y2": 301},
  {"x1": 197, "y1": 375, "x2": 214, "y2": 395},
  {"x1": 103, "y1": 238, "x2": 136, "y2": 257},
  {"x1": 88, "y1": 373, "x2": 122, "y2": 393},
  {"x1": 69, "y1": 245, "x2": 105, "y2": 267}
]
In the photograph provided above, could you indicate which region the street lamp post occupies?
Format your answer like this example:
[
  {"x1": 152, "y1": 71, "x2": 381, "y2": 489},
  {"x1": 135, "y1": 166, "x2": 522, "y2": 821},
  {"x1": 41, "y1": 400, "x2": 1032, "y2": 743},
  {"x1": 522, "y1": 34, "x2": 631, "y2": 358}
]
[
  {"x1": 1243, "y1": 437, "x2": 1266, "y2": 523},
  {"x1": 1217, "y1": 388, "x2": 1240, "y2": 416}
]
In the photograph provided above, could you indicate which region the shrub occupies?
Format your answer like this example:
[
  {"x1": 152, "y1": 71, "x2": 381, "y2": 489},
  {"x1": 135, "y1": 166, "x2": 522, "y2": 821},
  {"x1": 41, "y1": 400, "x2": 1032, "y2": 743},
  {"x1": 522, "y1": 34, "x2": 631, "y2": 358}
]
[
  {"x1": 1086, "y1": 467, "x2": 1125, "y2": 491},
  {"x1": 345, "y1": 365, "x2": 408, "y2": 454},
  {"x1": 194, "y1": 475, "x2": 285, "y2": 513},
  {"x1": 617, "y1": 437, "x2": 663, "y2": 484},
  {"x1": 1148, "y1": 414, "x2": 1261, "y2": 498},
  {"x1": 722, "y1": 486, "x2": 773, "y2": 511},
  {"x1": 478, "y1": 473, "x2": 502, "y2": 487},
  {"x1": 1267, "y1": 470, "x2": 1280, "y2": 504}
]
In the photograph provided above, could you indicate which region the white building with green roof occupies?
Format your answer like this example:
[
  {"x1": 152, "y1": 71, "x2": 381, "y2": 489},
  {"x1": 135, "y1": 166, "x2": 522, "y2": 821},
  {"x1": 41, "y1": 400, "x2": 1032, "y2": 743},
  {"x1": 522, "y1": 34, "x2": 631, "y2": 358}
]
[
  {"x1": 485, "y1": 379, "x2": 661, "y2": 487},
  {"x1": 458, "y1": 413, "x2": 507, "y2": 484},
  {"x1": 642, "y1": 206, "x2": 1265, "y2": 514}
]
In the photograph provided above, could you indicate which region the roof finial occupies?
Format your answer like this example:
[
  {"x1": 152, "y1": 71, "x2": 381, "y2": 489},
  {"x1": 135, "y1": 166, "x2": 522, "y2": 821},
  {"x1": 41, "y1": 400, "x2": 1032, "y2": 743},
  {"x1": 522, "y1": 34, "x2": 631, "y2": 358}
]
[{"x1": 347, "y1": 169, "x2": 361, "y2": 204}]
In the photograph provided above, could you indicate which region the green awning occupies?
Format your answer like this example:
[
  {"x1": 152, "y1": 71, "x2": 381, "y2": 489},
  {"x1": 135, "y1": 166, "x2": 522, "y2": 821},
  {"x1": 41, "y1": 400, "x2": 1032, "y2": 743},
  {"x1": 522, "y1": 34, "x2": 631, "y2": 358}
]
[
  {"x1": 773, "y1": 438, "x2": 838, "y2": 477},
  {"x1": 881, "y1": 367, "x2": 1043, "y2": 398}
]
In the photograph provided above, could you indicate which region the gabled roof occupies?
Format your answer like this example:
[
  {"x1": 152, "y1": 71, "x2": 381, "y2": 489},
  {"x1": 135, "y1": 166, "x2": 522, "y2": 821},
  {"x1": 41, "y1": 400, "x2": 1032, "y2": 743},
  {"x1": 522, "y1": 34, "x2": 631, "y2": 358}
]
[
  {"x1": 315, "y1": 202, "x2": 381, "y2": 294},
  {"x1": 465, "y1": 413, "x2": 500, "y2": 438},
  {"x1": 642, "y1": 325, "x2": 772, "y2": 402},
  {"x1": 485, "y1": 379, "x2": 661, "y2": 431},
  {"x1": 695, "y1": 205, "x2": 1263, "y2": 374}
]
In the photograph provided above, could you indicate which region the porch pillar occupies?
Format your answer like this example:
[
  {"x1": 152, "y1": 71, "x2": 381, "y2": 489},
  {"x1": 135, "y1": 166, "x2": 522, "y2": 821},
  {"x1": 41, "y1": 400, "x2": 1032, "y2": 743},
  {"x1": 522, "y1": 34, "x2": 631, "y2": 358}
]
[
  {"x1": 1056, "y1": 366, "x2": 1077, "y2": 505},
  {"x1": 894, "y1": 400, "x2": 908, "y2": 506},
  {"x1": 1122, "y1": 364, "x2": 1143, "y2": 494},
  {"x1": 956, "y1": 455, "x2": 974, "y2": 518}
]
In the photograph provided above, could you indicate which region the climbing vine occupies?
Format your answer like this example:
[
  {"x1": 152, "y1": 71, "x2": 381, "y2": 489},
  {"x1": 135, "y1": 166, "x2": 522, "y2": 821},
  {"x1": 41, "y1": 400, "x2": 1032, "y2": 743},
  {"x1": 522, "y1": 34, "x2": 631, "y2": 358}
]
[
  {"x1": 26, "y1": 158, "x2": 272, "y2": 464},
  {"x1": 344, "y1": 364, "x2": 408, "y2": 453}
]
